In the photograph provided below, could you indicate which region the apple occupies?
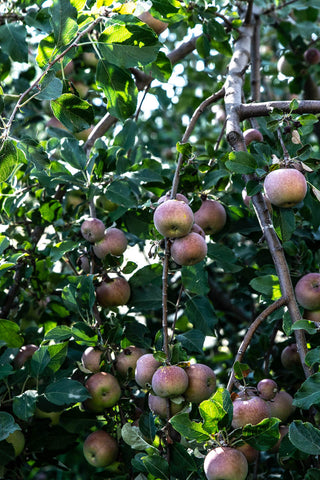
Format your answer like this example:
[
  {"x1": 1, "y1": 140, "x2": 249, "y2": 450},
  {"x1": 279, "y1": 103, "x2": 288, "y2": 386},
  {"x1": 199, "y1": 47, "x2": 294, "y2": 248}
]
[
  {"x1": 277, "y1": 55, "x2": 294, "y2": 77},
  {"x1": 84, "y1": 372, "x2": 121, "y2": 412},
  {"x1": 83, "y1": 51, "x2": 99, "y2": 67},
  {"x1": 83, "y1": 430, "x2": 118, "y2": 467},
  {"x1": 257, "y1": 378, "x2": 278, "y2": 400},
  {"x1": 170, "y1": 232, "x2": 207, "y2": 266},
  {"x1": 5, "y1": 430, "x2": 25, "y2": 457},
  {"x1": 153, "y1": 199, "x2": 194, "y2": 238},
  {"x1": 151, "y1": 365, "x2": 189, "y2": 398},
  {"x1": 183, "y1": 364, "x2": 216, "y2": 403},
  {"x1": 304, "y1": 47, "x2": 320, "y2": 65},
  {"x1": 191, "y1": 223, "x2": 206, "y2": 238},
  {"x1": 236, "y1": 442, "x2": 259, "y2": 464},
  {"x1": 304, "y1": 308, "x2": 320, "y2": 322},
  {"x1": 158, "y1": 192, "x2": 189, "y2": 204},
  {"x1": 269, "y1": 425, "x2": 289, "y2": 453},
  {"x1": 243, "y1": 128, "x2": 263, "y2": 146},
  {"x1": 77, "y1": 255, "x2": 90, "y2": 273},
  {"x1": 280, "y1": 343, "x2": 301, "y2": 370},
  {"x1": 263, "y1": 168, "x2": 307, "y2": 208},
  {"x1": 295, "y1": 273, "x2": 320, "y2": 310},
  {"x1": 232, "y1": 395, "x2": 271, "y2": 428},
  {"x1": 81, "y1": 347, "x2": 104, "y2": 373},
  {"x1": 115, "y1": 346, "x2": 146, "y2": 379},
  {"x1": 137, "y1": 11, "x2": 168, "y2": 35},
  {"x1": 93, "y1": 228, "x2": 128, "y2": 259},
  {"x1": 194, "y1": 199, "x2": 227, "y2": 235},
  {"x1": 66, "y1": 190, "x2": 86, "y2": 208},
  {"x1": 268, "y1": 390, "x2": 296, "y2": 422},
  {"x1": 204, "y1": 447, "x2": 248, "y2": 480},
  {"x1": 13, "y1": 344, "x2": 38, "y2": 368},
  {"x1": 81, "y1": 218, "x2": 105, "y2": 243},
  {"x1": 95, "y1": 196, "x2": 119, "y2": 212},
  {"x1": 135, "y1": 353, "x2": 162, "y2": 388},
  {"x1": 34, "y1": 408, "x2": 61, "y2": 425},
  {"x1": 148, "y1": 394, "x2": 185, "y2": 419},
  {"x1": 96, "y1": 276, "x2": 131, "y2": 307}
]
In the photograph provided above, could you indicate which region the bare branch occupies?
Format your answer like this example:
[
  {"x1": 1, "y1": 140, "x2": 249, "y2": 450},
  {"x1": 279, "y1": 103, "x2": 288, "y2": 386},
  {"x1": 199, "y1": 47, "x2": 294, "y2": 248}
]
[{"x1": 239, "y1": 100, "x2": 320, "y2": 119}]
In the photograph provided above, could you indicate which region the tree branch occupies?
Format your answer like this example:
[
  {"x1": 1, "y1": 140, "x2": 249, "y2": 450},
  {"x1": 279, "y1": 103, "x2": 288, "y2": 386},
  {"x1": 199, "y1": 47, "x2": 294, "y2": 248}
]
[{"x1": 239, "y1": 100, "x2": 320, "y2": 119}]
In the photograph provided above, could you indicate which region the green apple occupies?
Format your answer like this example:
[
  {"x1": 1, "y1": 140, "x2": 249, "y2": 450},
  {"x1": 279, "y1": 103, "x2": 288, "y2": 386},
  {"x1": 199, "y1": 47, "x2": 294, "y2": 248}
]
[{"x1": 6, "y1": 430, "x2": 25, "y2": 456}]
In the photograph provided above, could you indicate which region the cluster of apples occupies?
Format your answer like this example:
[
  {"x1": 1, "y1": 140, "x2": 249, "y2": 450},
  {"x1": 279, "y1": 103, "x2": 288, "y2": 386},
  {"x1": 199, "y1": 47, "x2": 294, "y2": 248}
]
[
  {"x1": 80, "y1": 217, "x2": 131, "y2": 307},
  {"x1": 153, "y1": 192, "x2": 226, "y2": 266}
]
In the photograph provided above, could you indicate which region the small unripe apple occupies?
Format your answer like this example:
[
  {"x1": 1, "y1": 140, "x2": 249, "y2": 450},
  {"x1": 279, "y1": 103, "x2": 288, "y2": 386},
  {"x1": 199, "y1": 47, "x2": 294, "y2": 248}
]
[
  {"x1": 304, "y1": 47, "x2": 320, "y2": 65},
  {"x1": 115, "y1": 346, "x2": 146, "y2": 379},
  {"x1": 263, "y1": 168, "x2": 307, "y2": 208},
  {"x1": 243, "y1": 128, "x2": 263, "y2": 146},
  {"x1": 81, "y1": 218, "x2": 105, "y2": 243},
  {"x1": 204, "y1": 447, "x2": 248, "y2": 480},
  {"x1": 295, "y1": 273, "x2": 320, "y2": 310},
  {"x1": 232, "y1": 395, "x2": 271, "y2": 428},
  {"x1": 183, "y1": 364, "x2": 216, "y2": 403},
  {"x1": 268, "y1": 390, "x2": 296, "y2": 422},
  {"x1": 84, "y1": 372, "x2": 121, "y2": 412},
  {"x1": 171, "y1": 232, "x2": 207, "y2": 266},
  {"x1": 135, "y1": 353, "x2": 162, "y2": 388},
  {"x1": 151, "y1": 365, "x2": 189, "y2": 398},
  {"x1": 257, "y1": 378, "x2": 278, "y2": 400},
  {"x1": 5, "y1": 430, "x2": 25, "y2": 457},
  {"x1": 137, "y1": 11, "x2": 168, "y2": 35},
  {"x1": 93, "y1": 227, "x2": 128, "y2": 258},
  {"x1": 281, "y1": 343, "x2": 301, "y2": 370},
  {"x1": 158, "y1": 192, "x2": 189, "y2": 204},
  {"x1": 81, "y1": 347, "x2": 104, "y2": 373},
  {"x1": 96, "y1": 277, "x2": 131, "y2": 307},
  {"x1": 148, "y1": 394, "x2": 185, "y2": 418},
  {"x1": 13, "y1": 344, "x2": 38, "y2": 368},
  {"x1": 153, "y1": 199, "x2": 194, "y2": 238},
  {"x1": 83, "y1": 430, "x2": 118, "y2": 467},
  {"x1": 277, "y1": 56, "x2": 294, "y2": 76},
  {"x1": 194, "y1": 199, "x2": 227, "y2": 235}
]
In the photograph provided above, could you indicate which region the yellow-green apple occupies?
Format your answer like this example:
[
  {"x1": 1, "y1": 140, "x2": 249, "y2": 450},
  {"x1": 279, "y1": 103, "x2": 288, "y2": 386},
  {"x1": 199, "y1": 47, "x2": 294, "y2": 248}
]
[
  {"x1": 295, "y1": 273, "x2": 320, "y2": 310},
  {"x1": 148, "y1": 393, "x2": 185, "y2": 419},
  {"x1": 115, "y1": 346, "x2": 146, "y2": 379},
  {"x1": 96, "y1": 276, "x2": 131, "y2": 307},
  {"x1": 268, "y1": 390, "x2": 296, "y2": 422},
  {"x1": 194, "y1": 199, "x2": 226, "y2": 235},
  {"x1": 153, "y1": 199, "x2": 194, "y2": 238},
  {"x1": 93, "y1": 227, "x2": 128, "y2": 259},
  {"x1": 84, "y1": 372, "x2": 121, "y2": 413},
  {"x1": 204, "y1": 447, "x2": 248, "y2": 480},
  {"x1": 277, "y1": 56, "x2": 294, "y2": 76},
  {"x1": 34, "y1": 408, "x2": 62, "y2": 425},
  {"x1": 83, "y1": 430, "x2": 118, "y2": 467},
  {"x1": 304, "y1": 47, "x2": 320, "y2": 65},
  {"x1": 232, "y1": 395, "x2": 271, "y2": 428},
  {"x1": 135, "y1": 353, "x2": 162, "y2": 388},
  {"x1": 81, "y1": 347, "x2": 104, "y2": 373},
  {"x1": 5, "y1": 430, "x2": 25, "y2": 456},
  {"x1": 257, "y1": 378, "x2": 278, "y2": 400},
  {"x1": 183, "y1": 364, "x2": 216, "y2": 403},
  {"x1": 281, "y1": 343, "x2": 301, "y2": 370},
  {"x1": 243, "y1": 128, "x2": 263, "y2": 146},
  {"x1": 170, "y1": 232, "x2": 207, "y2": 266},
  {"x1": 263, "y1": 168, "x2": 307, "y2": 208},
  {"x1": 81, "y1": 218, "x2": 105, "y2": 243},
  {"x1": 13, "y1": 344, "x2": 38, "y2": 368},
  {"x1": 137, "y1": 11, "x2": 168, "y2": 35},
  {"x1": 151, "y1": 365, "x2": 189, "y2": 398}
]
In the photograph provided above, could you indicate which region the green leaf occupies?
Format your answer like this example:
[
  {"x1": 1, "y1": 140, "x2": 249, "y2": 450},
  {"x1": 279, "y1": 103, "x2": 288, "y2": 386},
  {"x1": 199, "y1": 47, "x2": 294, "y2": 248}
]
[
  {"x1": 289, "y1": 421, "x2": 320, "y2": 455},
  {"x1": 0, "y1": 412, "x2": 21, "y2": 441},
  {"x1": 185, "y1": 295, "x2": 217, "y2": 335},
  {"x1": 0, "y1": 364, "x2": 14, "y2": 380},
  {"x1": 226, "y1": 151, "x2": 257, "y2": 174},
  {"x1": 36, "y1": 70, "x2": 63, "y2": 100},
  {"x1": 39, "y1": 200, "x2": 62, "y2": 222},
  {"x1": 291, "y1": 319, "x2": 318, "y2": 335},
  {"x1": 181, "y1": 263, "x2": 209, "y2": 295},
  {"x1": 207, "y1": 244, "x2": 242, "y2": 273},
  {"x1": 47, "y1": 342, "x2": 68, "y2": 373},
  {"x1": 0, "y1": 236, "x2": 10, "y2": 255},
  {"x1": 0, "y1": 23, "x2": 28, "y2": 62},
  {"x1": 105, "y1": 178, "x2": 138, "y2": 208},
  {"x1": 147, "y1": 51, "x2": 172, "y2": 82},
  {"x1": 13, "y1": 390, "x2": 38, "y2": 422},
  {"x1": 199, "y1": 388, "x2": 233, "y2": 434},
  {"x1": 71, "y1": 322, "x2": 98, "y2": 345},
  {"x1": 305, "y1": 347, "x2": 320, "y2": 367},
  {"x1": 176, "y1": 141, "x2": 192, "y2": 158},
  {"x1": 121, "y1": 423, "x2": 156, "y2": 451},
  {"x1": 143, "y1": 454, "x2": 169, "y2": 480},
  {"x1": 51, "y1": 94, "x2": 94, "y2": 133},
  {"x1": 139, "y1": 412, "x2": 156, "y2": 442},
  {"x1": 50, "y1": 0, "x2": 78, "y2": 47},
  {"x1": 96, "y1": 60, "x2": 137, "y2": 121},
  {"x1": 0, "y1": 141, "x2": 24, "y2": 183},
  {"x1": 242, "y1": 418, "x2": 281, "y2": 451},
  {"x1": 170, "y1": 413, "x2": 210, "y2": 442},
  {"x1": 292, "y1": 372, "x2": 320, "y2": 409},
  {"x1": 30, "y1": 347, "x2": 51, "y2": 377},
  {"x1": 50, "y1": 240, "x2": 79, "y2": 262},
  {"x1": 44, "y1": 326, "x2": 72, "y2": 342},
  {"x1": 36, "y1": 34, "x2": 56, "y2": 67},
  {"x1": 60, "y1": 137, "x2": 88, "y2": 170},
  {"x1": 233, "y1": 361, "x2": 251, "y2": 380},
  {"x1": 0, "y1": 320, "x2": 23, "y2": 348},
  {"x1": 169, "y1": 442, "x2": 197, "y2": 476},
  {"x1": 274, "y1": 208, "x2": 296, "y2": 242},
  {"x1": 249, "y1": 275, "x2": 281, "y2": 299},
  {"x1": 176, "y1": 329, "x2": 205, "y2": 354},
  {"x1": 45, "y1": 378, "x2": 90, "y2": 405}
]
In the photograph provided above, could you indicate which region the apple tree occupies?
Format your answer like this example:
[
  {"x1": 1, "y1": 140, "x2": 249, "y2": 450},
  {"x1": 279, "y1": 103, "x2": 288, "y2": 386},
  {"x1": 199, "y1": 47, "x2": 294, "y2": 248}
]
[{"x1": 1, "y1": 0, "x2": 320, "y2": 479}]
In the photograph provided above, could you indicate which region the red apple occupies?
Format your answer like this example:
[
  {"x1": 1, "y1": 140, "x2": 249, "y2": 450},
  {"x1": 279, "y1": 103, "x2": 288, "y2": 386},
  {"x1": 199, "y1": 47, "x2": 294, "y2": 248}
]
[
  {"x1": 295, "y1": 273, "x2": 320, "y2": 310},
  {"x1": 84, "y1": 372, "x2": 121, "y2": 413},
  {"x1": 151, "y1": 365, "x2": 189, "y2": 398},
  {"x1": 183, "y1": 364, "x2": 216, "y2": 403},
  {"x1": 115, "y1": 346, "x2": 146, "y2": 379},
  {"x1": 257, "y1": 379, "x2": 278, "y2": 400},
  {"x1": 153, "y1": 199, "x2": 194, "y2": 238},
  {"x1": 236, "y1": 441, "x2": 259, "y2": 464},
  {"x1": 81, "y1": 347, "x2": 104, "y2": 373},
  {"x1": 304, "y1": 47, "x2": 320, "y2": 65},
  {"x1": 280, "y1": 343, "x2": 301, "y2": 370},
  {"x1": 170, "y1": 232, "x2": 207, "y2": 266},
  {"x1": 13, "y1": 344, "x2": 38, "y2": 368},
  {"x1": 232, "y1": 395, "x2": 271, "y2": 428},
  {"x1": 96, "y1": 276, "x2": 131, "y2": 307},
  {"x1": 148, "y1": 394, "x2": 185, "y2": 418},
  {"x1": 204, "y1": 447, "x2": 248, "y2": 480},
  {"x1": 93, "y1": 227, "x2": 128, "y2": 258},
  {"x1": 83, "y1": 430, "x2": 118, "y2": 467},
  {"x1": 263, "y1": 168, "x2": 307, "y2": 208},
  {"x1": 81, "y1": 218, "x2": 105, "y2": 243},
  {"x1": 243, "y1": 128, "x2": 263, "y2": 146},
  {"x1": 191, "y1": 223, "x2": 206, "y2": 238},
  {"x1": 268, "y1": 390, "x2": 296, "y2": 422},
  {"x1": 158, "y1": 192, "x2": 189, "y2": 204},
  {"x1": 135, "y1": 353, "x2": 162, "y2": 388},
  {"x1": 5, "y1": 430, "x2": 25, "y2": 456},
  {"x1": 194, "y1": 199, "x2": 226, "y2": 235}
]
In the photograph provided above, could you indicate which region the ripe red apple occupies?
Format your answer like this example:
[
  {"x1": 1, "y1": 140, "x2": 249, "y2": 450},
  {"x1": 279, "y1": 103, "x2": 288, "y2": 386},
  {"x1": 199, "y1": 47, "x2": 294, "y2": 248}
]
[
  {"x1": 153, "y1": 199, "x2": 194, "y2": 238},
  {"x1": 295, "y1": 273, "x2": 320, "y2": 310},
  {"x1": 13, "y1": 344, "x2": 38, "y2": 368},
  {"x1": 148, "y1": 394, "x2": 186, "y2": 419},
  {"x1": 158, "y1": 192, "x2": 189, "y2": 204},
  {"x1": 304, "y1": 309, "x2": 320, "y2": 322},
  {"x1": 137, "y1": 11, "x2": 168, "y2": 35},
  {"x1": 151, "y1": 365, "x2": 189, "y2": 398},
  {"x1": 115, "y1": 346, "x2": 146, "y2": 379},
  {"x1": 135, "y1": 353, "x2": 162, "y2": 388},
  {"x1": 263, "y1": 168, "x2": 307, "y2": 208},
  {"x1": 81, "y1": 218, "x2": 105, "y2": 243},
  {"x1": 281, "y1": 343, "x2": 301, "y2": 370},
  {"x1": 84, "y1": 372, "x2": 121, "y2": 412},
  {"x1": 183, "y1": 364, "x2": 216, "y2": 403},
  {"x1": 268, "y1": 390, "x2": 296, "y2": 422},
  {"x1": 257, "y1": 378, "x2": 278, "y2": 400},
  {"x1": 96, "y1": 276, "x2": 131, "y2": 307},
  {"x1": 236, "y1": 441, "x2": 259, "y2": 464},
  {"x1": 191, "y1": 223, "x2": 206, "y2": 238},
  {"x1": 81, "y1": 347, "x2": 104, "y2": 373},
  {"x1": 204, "y1": 447, "x2": 248, "y2": 480},
  {"x1": 243, "y1": 128, "x2": 263, "y2": 146},
  {"x1": 304, "y1": 47, "x2": 320, "y2": 65},
  {"x1": 83, "y1": 430, "x2": 118, "y2": 467},
  {"x1": 5, "y1": 430, "x2": 25, "y2": 457},
  {"x1": 194, "y1": 199, "x2": 227, "y2": 235},
  {"x1": 93, "y1": 227, "x2": 128, "y2": 258},
  {"x1": 232, "y1": 395, "x2": 271, "y2": 428},
  {"x1": 170, "y1": 232, "x2": 207, "y2": 266}
]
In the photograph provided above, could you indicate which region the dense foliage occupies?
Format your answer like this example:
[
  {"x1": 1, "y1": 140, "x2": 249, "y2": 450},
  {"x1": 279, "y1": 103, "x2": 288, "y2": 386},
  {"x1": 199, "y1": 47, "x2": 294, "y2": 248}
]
[{"x1": 1, "y1": 0, "x2": 320, "y2": 479}]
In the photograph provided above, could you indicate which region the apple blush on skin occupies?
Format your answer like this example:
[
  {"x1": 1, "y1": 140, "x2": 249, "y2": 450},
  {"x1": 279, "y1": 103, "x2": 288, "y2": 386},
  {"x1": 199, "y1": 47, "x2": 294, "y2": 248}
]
[
  {"x1": 183, "y1": 364, "x2": 216, "y2": 403},
  {"x1": 171, "y1": 232, "x2": 207, "y2": 266},
  {"x1": 153, "y1": 199, "x2": 194, "y2": 238},
  {"x1": 96, "y1": 276, "x2": 131, "y2": 307},
  {"x1": 231, "y1": 395, "x2": 271, "y2": 429},
  {"x1": 268, "y1": 390, "x2": 296, "y2": 422},
  {"x1": 81, "y1": 217, "x2": 105, "y2": 243},
  {"x1": 151, "y1": 365, "x2": 189, "y2": 398},
  {"x1": 135, "y1": 353, "x2": 162, "y2": 388},
  {"x1": 257, "y1": 378, "x2": 278, "y2": 400},
  {"x1": 81, "y1": 347, "x2": 104, "y2": 373},
  {"x1": 115, "y1": 346, "x2": 146, "y2": 379},
  {"x1": 83, "y1": 430, "x2": 118, "y2": 468},
  {"x1": 148, "y1": 393, "x2": 185, "y2": 419},
  {"x1": 204, "y1": 446, "x2": 248, "y2": 480},
  {"x1": 295, "y1": 272, "x2": 320, "y2": 311},
  {"x1": 263, "y1": 168, "x2": 307, "y2": 208},
  {"x1": 194, "y1": 199, "x2": 227, "y2": 235},
  {"x1": 84, "y1": 372, "x2": 121, "y2": 413},
  {"x1": 93, "y1": 227, "x2": 128, "y2": 259}
]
